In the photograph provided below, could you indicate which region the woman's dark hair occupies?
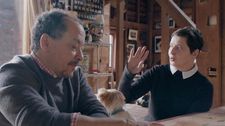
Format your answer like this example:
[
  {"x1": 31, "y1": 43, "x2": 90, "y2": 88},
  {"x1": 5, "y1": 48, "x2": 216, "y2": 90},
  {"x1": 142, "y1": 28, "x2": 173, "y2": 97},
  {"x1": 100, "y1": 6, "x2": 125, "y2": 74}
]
[{"x1": 172, "y1": 26, "x2": 204, "y2": 53}]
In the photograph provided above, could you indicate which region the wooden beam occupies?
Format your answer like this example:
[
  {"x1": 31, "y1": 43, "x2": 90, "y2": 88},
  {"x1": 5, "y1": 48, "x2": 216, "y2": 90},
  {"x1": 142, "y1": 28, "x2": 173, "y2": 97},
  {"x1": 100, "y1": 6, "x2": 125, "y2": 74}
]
[
  {"x1": 222, "y1": 0, "x2": 225, "y2": 105},
  {"x1": 147, "y1": 0, "x2": 154, "y2": 67},
  {"x1": 160, "y1": 7, "x2": 170, "y2": 65},
  {"x1": 115, "y1": 0, "x2": 125, "y2": 86},
  {"x1": 137, "y1": 0, "x2": 140, "y2": 23}
]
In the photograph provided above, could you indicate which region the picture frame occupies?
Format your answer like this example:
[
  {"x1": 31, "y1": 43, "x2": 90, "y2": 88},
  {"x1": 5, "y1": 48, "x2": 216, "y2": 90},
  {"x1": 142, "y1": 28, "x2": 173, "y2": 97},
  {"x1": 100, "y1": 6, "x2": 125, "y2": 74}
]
[
  {"x1": 154, "y1": 36, "x2": 161, "y2": 53},
  {"x1": 128, "y1": 29, "x2": 138, "y2": 41},
  {"x1": 168, "y1": 17, "x2": 175, "y2": 28}
]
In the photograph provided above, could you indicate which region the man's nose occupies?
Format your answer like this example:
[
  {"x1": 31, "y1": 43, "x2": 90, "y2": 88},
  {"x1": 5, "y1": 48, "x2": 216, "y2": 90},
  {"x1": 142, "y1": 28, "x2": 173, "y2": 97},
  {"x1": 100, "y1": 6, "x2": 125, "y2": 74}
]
[{"x1": 75, "y1": 48, "x2": 83, "y2": 61}]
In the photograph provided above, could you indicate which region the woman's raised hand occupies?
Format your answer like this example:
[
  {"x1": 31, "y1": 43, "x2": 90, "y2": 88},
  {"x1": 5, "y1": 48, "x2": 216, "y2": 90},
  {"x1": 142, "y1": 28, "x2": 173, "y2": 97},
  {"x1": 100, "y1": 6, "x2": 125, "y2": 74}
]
[{"x1": 127, "y1": 46, "x2": 149, "y2": 74}]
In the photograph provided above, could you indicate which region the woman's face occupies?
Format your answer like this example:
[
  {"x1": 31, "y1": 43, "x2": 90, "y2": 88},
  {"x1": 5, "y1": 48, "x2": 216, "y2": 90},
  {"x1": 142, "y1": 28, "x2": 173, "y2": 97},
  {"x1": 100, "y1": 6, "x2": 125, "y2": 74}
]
[{"x1": 168, "y1": 35, "x2": 198, "y2": 71}]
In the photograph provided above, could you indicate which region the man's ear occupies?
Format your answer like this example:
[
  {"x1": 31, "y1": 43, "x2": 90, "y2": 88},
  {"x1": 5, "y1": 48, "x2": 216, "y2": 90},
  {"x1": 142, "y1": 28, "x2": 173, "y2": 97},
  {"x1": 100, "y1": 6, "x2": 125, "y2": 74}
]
[{"x1": 39, "y1": 33, "x2": 50, "y2": 51}]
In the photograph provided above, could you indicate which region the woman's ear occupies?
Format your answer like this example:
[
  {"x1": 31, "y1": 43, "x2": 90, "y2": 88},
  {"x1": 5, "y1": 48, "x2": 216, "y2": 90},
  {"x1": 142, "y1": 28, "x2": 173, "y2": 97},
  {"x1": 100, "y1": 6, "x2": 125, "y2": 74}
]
[
  {"x1": 192, "y1": 49, "x2": 200, "y2": 58},
  {"x1": 39, "y1": 33, "x2": 50, "y2": 51}
]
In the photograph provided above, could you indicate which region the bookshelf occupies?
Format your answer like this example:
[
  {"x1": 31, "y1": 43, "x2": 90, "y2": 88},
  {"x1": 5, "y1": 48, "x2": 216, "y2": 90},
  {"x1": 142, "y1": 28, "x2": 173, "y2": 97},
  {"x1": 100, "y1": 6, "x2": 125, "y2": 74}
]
[{"x1": 125, "y1": 0, "x2": 148, "y2": 24}]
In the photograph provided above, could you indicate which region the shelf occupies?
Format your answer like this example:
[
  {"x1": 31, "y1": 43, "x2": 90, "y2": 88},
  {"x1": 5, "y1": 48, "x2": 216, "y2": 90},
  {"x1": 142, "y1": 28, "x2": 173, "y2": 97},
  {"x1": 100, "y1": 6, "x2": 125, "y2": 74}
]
[
  {"x1": 84, "y1": 42, "x2": 111, "y2": 47},
  {"x1": 125, "y1": 0, "x2": 148, "y2": 24},
  {"x1": 84, "y1": 72, "x2": 113, "y2": 77},
  {"x1": 51, "y1": 0, "x2": 103, "y2": 21},
  {"x1": 124, "y1": 21, "x2": 148, "y2": 30}
]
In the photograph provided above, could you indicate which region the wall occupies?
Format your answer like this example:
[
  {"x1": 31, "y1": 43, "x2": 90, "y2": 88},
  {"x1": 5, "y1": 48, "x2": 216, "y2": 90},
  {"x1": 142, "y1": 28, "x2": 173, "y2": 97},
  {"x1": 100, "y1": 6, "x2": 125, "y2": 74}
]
[
  {"x1": 0, "y1": 0, "x2": 22, "y2": 65},
  {"x1": 196, "y1": 0, "x2": 222, "y2": 107}
]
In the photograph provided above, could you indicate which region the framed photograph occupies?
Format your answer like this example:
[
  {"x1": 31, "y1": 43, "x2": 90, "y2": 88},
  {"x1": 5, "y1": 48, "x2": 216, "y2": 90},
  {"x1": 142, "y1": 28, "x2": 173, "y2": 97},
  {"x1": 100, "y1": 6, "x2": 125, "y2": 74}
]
[
  {"x1": 128, "y1": 29, "x2": 138, "y2": 41},
  {"x1": 168, "y1": 17, "x2": 175, "y2": 28},
  {"x1": 154, "y1": 36, "x2": 161, "y2": 53}
]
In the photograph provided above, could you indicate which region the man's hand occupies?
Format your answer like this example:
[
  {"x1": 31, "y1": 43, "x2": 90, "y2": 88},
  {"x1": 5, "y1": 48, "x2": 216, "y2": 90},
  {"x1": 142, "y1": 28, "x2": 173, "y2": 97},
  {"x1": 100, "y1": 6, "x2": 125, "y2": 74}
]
[{"x1": 127, "y1": 46, "x2": 149, "y2": 74}]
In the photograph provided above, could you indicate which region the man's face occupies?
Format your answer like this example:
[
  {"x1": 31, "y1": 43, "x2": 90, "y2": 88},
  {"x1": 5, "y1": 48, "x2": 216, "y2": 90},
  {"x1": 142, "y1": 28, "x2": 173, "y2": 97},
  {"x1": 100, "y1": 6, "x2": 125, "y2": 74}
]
[
  {"x1": 168, "y1": 35, "x2": 198, "y2": 71},
  {"x1": 47, "y1": 20, "x2": 85, "y2": 77}
]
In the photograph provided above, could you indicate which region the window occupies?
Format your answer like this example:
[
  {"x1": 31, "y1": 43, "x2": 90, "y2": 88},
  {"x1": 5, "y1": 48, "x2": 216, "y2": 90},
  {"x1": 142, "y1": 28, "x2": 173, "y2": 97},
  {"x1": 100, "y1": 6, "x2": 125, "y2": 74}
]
[{"x1": 0, "y1": 0, "x2": 23, "y2": 65}]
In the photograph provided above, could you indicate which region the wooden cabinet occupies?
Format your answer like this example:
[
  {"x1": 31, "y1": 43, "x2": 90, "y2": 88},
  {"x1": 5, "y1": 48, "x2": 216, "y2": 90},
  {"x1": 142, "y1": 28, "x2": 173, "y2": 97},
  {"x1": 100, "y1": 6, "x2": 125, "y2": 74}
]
[{"x1": 81, "y1": 42, "x2": 114, "y2": 93}]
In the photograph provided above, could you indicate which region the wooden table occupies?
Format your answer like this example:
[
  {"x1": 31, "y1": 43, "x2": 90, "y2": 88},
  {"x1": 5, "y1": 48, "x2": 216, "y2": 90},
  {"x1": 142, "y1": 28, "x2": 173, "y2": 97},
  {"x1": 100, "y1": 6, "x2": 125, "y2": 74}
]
[
  {"x1": 125, "y1": 103, "x2": 148, "y2": 121},
  {"x1": 125, "y1": 104, "x2": 225, "y2": 126},
  {"x1": 157, "y1": 106, "x2": 225, "y2": 126}
]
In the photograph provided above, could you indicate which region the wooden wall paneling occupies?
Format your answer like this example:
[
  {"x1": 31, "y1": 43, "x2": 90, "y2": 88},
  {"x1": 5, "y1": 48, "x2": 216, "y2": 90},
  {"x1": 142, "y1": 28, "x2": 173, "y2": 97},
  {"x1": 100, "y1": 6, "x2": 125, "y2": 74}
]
[
  {"x1": 160, "y1": 8, "x2": 170, "y2": 65},
  {"x1": 152, "y1": 1, "x2": 162, "y2": 65},
  {"x1": 222, "y1": 0, "x2": 225, "y2": 105},
  {"x1": 196, "y1": 0, "x2": 222, "y2": 107},
  {"x1": 192, "y1": 0, "x2": 196, "y2": 22},
  {"x1": 115, "y1": 0, "x2": 125, "y2": 86},
  {"x1": 147, "y1": 0, "x2": 154, "y2": 68},
  {"x1": 124, "y1": 27, "x2": 128, "y2": 63},
  {"x1": 126, "y1": 0, "x2": 138, "y2": 22},
  {"x1": 137, "y1": 0, "x2": 140, "y2": 23}
]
